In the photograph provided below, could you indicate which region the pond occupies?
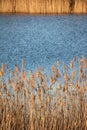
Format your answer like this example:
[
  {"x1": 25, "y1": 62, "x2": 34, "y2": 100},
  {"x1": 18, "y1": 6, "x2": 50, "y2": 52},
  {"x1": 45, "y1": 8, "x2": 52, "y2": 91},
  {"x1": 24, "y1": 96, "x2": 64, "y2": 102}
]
[{"x1": 0, "y1": 14, "x2": 87, "y2": 72}]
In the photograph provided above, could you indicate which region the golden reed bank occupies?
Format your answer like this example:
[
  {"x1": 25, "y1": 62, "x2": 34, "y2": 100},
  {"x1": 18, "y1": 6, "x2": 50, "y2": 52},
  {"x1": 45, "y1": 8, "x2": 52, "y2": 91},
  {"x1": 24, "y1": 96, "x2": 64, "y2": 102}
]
[{"x1": 0, "y1": 0, "x2": 87, "y2": 14}]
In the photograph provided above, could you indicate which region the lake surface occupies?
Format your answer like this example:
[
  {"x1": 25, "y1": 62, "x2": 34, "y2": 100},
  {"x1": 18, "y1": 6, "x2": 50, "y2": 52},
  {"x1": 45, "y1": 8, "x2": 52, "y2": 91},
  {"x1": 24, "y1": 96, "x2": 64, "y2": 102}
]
[{"x1": 0, "y1": 15, "x2": 87, "y2": 72}]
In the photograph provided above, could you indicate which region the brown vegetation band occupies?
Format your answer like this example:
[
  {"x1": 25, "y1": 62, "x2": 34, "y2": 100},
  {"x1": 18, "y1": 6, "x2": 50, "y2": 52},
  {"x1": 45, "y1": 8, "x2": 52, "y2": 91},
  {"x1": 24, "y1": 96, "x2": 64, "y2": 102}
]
[{"x1": 0, "y1": 0, "x2": 87, "y2": 14}]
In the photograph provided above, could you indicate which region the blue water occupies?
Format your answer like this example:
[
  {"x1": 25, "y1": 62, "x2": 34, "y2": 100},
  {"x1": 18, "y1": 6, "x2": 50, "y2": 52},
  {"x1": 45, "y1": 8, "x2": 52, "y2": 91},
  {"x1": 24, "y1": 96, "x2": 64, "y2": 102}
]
[{"x1": 0, "y1": 15, "x2": 87, "y2": 72}]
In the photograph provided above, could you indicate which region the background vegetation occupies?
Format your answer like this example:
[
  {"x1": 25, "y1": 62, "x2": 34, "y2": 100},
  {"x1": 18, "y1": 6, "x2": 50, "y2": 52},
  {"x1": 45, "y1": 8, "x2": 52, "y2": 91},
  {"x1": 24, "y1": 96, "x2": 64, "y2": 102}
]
[{"x1": 0, "y1": 0, "x2": 87, "y2": 14}]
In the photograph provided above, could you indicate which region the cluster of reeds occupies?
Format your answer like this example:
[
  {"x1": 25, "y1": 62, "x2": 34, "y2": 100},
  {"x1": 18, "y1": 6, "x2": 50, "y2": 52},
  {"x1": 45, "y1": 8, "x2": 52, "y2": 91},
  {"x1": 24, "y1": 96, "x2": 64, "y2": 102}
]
[
  {"x1": 0, "y1": 56, "x2": 87, "y2": 130},
  {"x1": 0, "y1": 0, "x2": 87, "y2": 14}
]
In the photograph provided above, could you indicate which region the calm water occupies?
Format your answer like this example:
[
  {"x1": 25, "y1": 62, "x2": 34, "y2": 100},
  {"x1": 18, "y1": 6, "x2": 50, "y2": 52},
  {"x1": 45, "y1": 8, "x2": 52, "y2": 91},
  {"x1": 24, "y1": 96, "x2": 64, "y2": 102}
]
[{"x1": 0, "y1": 15, "x2": 87, "y2": 72}]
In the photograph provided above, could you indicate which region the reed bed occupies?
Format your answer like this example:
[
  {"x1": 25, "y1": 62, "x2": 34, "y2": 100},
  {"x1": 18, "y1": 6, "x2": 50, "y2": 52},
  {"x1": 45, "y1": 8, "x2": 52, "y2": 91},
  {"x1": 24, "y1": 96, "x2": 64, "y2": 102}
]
[
  {"x1": 0, "y1": 56, "x2": 87, "y2": 130},
  {"x1": 0, "y1": 0, "x2": 87, "y2": 14}
]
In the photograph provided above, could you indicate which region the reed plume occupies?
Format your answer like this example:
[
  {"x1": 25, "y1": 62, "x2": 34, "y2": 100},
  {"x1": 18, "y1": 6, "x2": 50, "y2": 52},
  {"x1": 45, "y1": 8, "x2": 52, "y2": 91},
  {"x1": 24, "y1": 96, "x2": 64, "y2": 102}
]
[{"x1": 0, "y1": 57, "x2": 87, "y2": 130}]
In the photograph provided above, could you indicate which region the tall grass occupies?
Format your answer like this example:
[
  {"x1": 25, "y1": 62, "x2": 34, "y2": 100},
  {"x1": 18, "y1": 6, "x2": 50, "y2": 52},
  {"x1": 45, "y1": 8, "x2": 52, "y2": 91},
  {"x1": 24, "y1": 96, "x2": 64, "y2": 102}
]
[
  {"x1": 0, "y1": 0, "x2": 87, "y2": 14},
  {"x1": 0, "y1": 56, "x2": 87, "y2": 130}
]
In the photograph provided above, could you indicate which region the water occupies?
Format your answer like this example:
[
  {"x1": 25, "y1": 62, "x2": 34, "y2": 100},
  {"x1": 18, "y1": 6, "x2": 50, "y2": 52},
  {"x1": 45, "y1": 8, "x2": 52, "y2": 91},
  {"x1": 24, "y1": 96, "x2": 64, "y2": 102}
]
[{"x1": 0, "y1": 14, "x2": 87, "y2": 73}]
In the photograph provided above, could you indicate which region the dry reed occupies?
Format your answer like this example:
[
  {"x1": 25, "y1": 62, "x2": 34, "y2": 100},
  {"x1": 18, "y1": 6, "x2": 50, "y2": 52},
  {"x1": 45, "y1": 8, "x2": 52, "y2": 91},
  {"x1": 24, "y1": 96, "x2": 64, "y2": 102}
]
[
  {"x1": 0, "y1": 56, "x2": 87, "y2": 130},
  {"x1": 0, "y1": 0, "x2": 87, "y2": 14}
]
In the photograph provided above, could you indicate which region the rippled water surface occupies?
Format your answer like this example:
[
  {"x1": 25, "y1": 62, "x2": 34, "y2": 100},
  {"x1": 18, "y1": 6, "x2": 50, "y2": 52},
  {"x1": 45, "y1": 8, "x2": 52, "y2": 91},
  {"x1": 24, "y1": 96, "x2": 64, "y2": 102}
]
[{"x1": 0, "y1": 15, "x2": 87, "y2": 72}]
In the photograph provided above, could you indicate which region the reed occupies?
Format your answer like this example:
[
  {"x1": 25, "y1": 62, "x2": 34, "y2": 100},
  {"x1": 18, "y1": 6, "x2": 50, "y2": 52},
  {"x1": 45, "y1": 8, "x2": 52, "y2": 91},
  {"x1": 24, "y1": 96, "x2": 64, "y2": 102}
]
[
  {"x1": 0, "y1": 56, "x2": 87, "y2": 130},
  {"x1": 0, "y1": 0, "x2": 87, "y2": 14}
]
